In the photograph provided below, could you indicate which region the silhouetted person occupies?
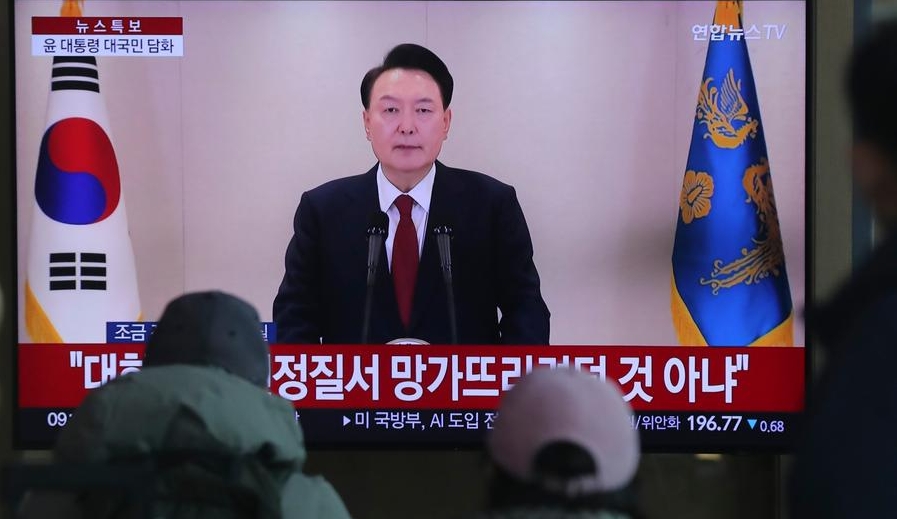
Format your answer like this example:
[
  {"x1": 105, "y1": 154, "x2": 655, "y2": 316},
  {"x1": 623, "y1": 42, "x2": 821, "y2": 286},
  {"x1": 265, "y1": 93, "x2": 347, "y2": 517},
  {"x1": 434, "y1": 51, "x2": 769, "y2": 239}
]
[
  {"x1": 21, "y1": 291, "x2": 351, "y2": 519},
  {"x1": 474, "y1": 368, "x2": 643, "y2": 519},
  {"x1": 791, "y1": 20, "x2": 897, "y2": 519}
]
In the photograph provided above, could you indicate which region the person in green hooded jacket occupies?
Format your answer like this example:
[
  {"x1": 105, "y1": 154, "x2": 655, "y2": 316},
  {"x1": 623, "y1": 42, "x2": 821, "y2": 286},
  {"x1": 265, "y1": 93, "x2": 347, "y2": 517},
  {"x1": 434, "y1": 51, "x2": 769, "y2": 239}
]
[{"x1": 20, "y1": 291, "x2": 351, "y2": 519}]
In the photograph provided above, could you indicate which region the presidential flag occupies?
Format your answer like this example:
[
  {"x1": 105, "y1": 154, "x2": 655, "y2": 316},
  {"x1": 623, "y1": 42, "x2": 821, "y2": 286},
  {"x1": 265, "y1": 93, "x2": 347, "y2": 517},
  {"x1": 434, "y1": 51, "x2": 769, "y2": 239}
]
[
  {"x1": 24, "y1": 0, "x2": 141, "y2": 343},
  {"x1": 671, "y1": 1, "x2": 793, "y2": 346}
]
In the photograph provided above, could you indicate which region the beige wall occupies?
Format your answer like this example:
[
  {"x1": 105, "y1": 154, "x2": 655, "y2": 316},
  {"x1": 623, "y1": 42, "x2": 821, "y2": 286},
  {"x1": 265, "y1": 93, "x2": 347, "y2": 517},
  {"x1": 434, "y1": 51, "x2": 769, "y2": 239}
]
[{"x1": 14, "y1": 0, "x2": 806, "y2": 346}]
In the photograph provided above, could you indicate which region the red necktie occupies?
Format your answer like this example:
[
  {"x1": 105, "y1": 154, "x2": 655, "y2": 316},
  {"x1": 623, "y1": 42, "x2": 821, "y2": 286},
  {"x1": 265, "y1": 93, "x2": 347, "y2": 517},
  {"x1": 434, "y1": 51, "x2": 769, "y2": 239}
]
[{"x1": 392, "y1": 194, "x2": 418, "y2": 330}]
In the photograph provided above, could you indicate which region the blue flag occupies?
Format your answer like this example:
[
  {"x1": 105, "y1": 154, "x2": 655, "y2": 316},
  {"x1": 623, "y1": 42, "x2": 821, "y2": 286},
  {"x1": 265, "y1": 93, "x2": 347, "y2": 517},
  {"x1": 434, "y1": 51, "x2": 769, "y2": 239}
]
[{"x1": 671, "y1": 1, "x2": 793, "y2": 346}]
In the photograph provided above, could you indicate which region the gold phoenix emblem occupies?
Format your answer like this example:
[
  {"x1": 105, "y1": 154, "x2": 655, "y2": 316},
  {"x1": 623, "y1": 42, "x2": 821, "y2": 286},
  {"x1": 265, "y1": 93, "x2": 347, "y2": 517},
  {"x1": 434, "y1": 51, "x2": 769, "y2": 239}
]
[
  {"x1": 696, "y1": 69, "x2": 759, "y2": 149},
  {"x1": 679, "y1": 170, "x2": 714, "y2": 224},
  {"x1": 700, "y1": 158, "x2": 786, "y2": 294}
]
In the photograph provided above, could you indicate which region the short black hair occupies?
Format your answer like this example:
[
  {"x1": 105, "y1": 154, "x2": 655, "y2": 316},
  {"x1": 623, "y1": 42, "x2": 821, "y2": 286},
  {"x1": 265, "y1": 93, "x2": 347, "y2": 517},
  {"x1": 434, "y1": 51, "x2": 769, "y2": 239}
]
[
  {"x1": 360, "y1": 43, "x2": 454, "y2": 110},
  {"x1": 847, "y1": 20, "x2": 897, "y2": 165}
]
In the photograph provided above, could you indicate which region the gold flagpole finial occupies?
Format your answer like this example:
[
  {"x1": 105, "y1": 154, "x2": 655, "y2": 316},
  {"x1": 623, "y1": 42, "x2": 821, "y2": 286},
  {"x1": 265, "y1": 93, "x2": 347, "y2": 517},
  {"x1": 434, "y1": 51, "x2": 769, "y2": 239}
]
[
  {"x1": 713, "y1": 1, "x2": 743, "y2": 29},
  {"x1": 60, "y1": 0, "x2": 84, "y2": 17}
]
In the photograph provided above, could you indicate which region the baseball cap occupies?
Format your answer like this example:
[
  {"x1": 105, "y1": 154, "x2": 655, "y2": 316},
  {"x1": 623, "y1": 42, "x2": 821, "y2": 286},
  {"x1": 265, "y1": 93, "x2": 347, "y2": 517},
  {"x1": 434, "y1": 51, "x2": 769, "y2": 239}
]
[
  {"x1": 488, "y1": 367, "x2": 640, "y2": 495},
  {"x1": 143, "y1": 291, "x2": 269, "y2": 387}
]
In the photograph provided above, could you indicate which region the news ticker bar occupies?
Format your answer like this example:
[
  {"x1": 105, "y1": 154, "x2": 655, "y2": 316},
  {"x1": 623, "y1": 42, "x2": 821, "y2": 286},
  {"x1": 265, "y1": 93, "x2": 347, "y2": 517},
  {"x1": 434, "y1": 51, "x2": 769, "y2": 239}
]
[
  {"x1": 18, "y1": 344, "x2": 805, "y2": 412},
  {"x1": 17, "y1": 408, "x2": 801, "y2": 450}
]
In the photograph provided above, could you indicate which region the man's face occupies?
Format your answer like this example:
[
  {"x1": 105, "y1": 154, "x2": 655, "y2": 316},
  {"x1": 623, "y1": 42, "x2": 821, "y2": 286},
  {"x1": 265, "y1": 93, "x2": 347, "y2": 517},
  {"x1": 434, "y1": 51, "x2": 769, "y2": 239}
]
[{"x1": 363, "y1": 68, "x2": 452, "y2": 180}]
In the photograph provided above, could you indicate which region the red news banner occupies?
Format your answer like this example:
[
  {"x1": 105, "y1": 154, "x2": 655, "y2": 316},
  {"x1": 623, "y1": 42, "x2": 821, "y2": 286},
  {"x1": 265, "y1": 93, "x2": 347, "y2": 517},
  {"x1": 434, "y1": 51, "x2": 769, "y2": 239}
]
[
  {"x1": 31, "y1": 17, "x2": 183, "y2": 35},
  {"x1": 19, "y1": 345, "x2": 804, "y2": 412}
]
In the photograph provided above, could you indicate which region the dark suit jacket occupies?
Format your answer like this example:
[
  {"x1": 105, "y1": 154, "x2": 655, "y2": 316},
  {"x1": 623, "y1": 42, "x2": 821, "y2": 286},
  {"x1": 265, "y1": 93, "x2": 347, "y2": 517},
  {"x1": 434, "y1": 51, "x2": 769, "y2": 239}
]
[
  {"x1": 790, "y1": 232, "x2": 897, "y2": 518},
  {"x1": 273, "y1": 161, "x2": 550, "y2": 344}
]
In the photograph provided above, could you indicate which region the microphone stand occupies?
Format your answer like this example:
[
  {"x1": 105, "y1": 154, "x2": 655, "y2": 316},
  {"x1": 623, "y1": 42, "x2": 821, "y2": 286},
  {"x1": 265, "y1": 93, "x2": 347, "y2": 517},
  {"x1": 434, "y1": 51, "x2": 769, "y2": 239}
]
[
  {"x1": 434, "y1": 225, "x2": 458, "y2": 345},
  {"x1": 361, "y1": 214, "x2": 388, "y2": 343}
]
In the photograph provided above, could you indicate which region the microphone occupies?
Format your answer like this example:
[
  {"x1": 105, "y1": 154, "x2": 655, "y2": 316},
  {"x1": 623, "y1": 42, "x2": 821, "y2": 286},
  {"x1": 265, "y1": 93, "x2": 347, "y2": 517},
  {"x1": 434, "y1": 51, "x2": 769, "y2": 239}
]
[
  {"x1": 361, "y1": 211, "x2": 389, "y2": 343},
  {"x1": 433, "y1": 223, "x2": 458, "y2": 345}
]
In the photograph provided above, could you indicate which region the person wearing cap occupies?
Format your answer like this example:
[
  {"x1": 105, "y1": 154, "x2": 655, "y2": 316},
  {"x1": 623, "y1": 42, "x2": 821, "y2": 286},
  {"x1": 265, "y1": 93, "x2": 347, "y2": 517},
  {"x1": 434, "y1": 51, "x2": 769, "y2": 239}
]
[
  {"x1": 273, "y1": 43, "x2": 550, "y2": 345},
  {"x1": 476, "y1": 368, "x2": 644, "y2": 519},
  {"x1": 24, "y1": 291, "x2": 352, "y2": 518},
  {"x1": 790, "y1": 20, "x2": 897, "y2": 519}
]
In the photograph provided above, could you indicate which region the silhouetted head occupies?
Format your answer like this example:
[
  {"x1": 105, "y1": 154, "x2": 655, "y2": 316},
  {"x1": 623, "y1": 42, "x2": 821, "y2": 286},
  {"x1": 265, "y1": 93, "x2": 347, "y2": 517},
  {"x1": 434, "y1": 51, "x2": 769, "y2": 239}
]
[
  {"x1": 847, "y1": 20, "x2": 897, "y2": 229},
  {"x1": 143, "y1": 291, "x2": 269, "y2": 387}
]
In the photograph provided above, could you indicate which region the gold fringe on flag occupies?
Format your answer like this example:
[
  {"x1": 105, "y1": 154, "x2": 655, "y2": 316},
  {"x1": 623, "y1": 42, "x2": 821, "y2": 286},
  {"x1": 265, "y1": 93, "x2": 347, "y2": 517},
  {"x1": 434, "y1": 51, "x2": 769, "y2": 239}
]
[
  {"x1": 672, "y1": 274, "x2": 794, "y2": 346},
  {"x1": 670, "y1": 275, "x2": 709, "y2": 346},
  {"x1": 25, "y1": 280, "x2": 63, "y2": 343},
  {"x1": 749, "y1": 313, "x2": 794, "y2": 346}
]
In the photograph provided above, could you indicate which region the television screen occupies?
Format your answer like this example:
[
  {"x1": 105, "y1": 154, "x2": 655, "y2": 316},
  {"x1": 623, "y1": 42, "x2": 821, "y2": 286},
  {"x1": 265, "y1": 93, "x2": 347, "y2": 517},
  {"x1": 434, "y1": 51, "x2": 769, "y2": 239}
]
[{"x1": 13, "y1": 0, "x2": 807, "y2": 450}]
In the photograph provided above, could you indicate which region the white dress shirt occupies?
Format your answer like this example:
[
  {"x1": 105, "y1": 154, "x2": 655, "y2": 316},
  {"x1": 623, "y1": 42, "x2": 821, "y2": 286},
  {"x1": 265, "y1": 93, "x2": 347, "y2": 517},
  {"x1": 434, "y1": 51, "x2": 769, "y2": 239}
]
[{"x1": 376, "y1": 163, "x2": 435, "y2": 271}]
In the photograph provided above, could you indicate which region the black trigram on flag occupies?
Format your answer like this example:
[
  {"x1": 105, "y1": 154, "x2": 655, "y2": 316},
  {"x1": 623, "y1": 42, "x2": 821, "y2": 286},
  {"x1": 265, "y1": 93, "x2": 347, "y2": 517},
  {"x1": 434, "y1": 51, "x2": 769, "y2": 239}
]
[
  {"x1": 49, "y1": 252, "x2": 107, "y2": 291},
  {"x1": 52, "y1": 56, "x2": 101, "y2": 93}
]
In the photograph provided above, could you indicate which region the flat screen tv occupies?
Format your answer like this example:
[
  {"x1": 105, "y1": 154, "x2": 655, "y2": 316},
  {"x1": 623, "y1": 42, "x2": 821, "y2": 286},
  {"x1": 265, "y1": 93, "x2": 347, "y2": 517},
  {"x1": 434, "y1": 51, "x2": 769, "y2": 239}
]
[{"x1": 12, "y1": 0, "x2": 808, "y2": 450}]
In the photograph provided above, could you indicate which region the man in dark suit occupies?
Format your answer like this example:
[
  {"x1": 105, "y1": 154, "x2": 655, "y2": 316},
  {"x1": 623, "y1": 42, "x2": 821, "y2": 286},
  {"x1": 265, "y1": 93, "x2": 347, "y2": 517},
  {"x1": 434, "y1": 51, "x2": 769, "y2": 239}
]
[{"x1": 273, "y1": 43, "x2": 549, "y2": 345}]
